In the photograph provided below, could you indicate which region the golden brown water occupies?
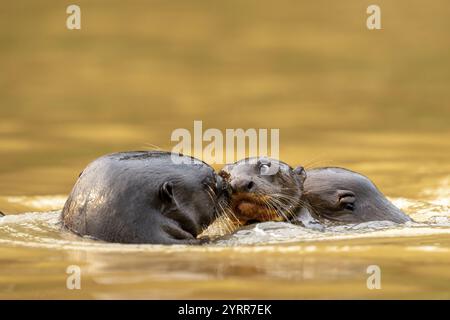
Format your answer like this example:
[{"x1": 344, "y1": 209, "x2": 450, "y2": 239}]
[{"x1": 0, "y1": 0, "x2": 449, "y2": 299}]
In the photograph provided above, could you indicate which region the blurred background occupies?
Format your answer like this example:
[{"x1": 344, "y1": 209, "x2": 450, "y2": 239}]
[
  {"x1": 0, "y1": 0, "x2": 449, "y2": 204},
  {"x1": 1, "y1": 0, "x2": 450, "y2": 300}
]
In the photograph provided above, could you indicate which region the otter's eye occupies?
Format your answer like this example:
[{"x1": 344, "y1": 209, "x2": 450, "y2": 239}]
[{"x1": 260, "y1": 164, "x2": 270, "y2": 175}]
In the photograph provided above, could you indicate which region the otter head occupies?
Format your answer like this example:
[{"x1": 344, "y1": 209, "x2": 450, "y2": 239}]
[
  {"x1": 219, "y1": 157, "x2": 306, "y2": 225},
  {"x1": 62, "y1": 151, "x2": 231, "y2": 244},
  {"x1": 157, "y1": 158, "x2": 232, "y2": 240}
]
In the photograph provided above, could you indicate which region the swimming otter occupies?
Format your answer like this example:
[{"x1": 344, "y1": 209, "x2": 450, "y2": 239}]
[
  {"x1": 62, "y1": 151, "x2": 230, "y2": 244},
  {"x1": 219, "y1": 157, "x2": 411, "y2": 229}
]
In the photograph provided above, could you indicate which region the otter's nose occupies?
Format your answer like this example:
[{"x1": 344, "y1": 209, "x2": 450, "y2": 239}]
[{"x1": 230, "y1": 178, "x2": 255, "y2": 193}]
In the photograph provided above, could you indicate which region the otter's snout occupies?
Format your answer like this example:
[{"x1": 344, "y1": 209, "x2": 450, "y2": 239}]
[{"x1": 230, "y1": 177, "x2": 255, "y2": 193}]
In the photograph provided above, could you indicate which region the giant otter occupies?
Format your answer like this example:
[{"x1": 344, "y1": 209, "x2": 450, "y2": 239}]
[
  {"x1": 219, "y1": 157, "x2": 411, "y2": 229},
  {"x1": 62, "y1": 151, "x2": 230, "y2": 244}
]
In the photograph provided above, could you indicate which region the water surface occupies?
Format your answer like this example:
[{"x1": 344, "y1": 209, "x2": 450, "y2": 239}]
[{"x1": 0, "y1": 0, "x2": 449, "y2": 299}]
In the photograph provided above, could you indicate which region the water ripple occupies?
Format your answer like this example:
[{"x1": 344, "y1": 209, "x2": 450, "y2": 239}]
[{"x1": 0, "y1": 195, "x2": 449, "y2": 252}]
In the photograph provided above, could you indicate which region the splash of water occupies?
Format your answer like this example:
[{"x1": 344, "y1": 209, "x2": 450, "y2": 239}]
[{"x1": 0, "y1": 192, "x2": 449, "y2": 251}]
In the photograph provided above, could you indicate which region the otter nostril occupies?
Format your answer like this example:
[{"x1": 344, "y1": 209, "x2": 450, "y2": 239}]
[{"x1": 247, "y1": 181, "x2": 254, "y2": 191}]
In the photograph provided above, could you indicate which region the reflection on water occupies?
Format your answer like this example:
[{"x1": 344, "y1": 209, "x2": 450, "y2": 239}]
[
  {"x1": 0, "y1": 193, "x2": 449, "y2": 299},
  {"x1": 0, "y1": 0, "x2": 449, "y2": 299}
]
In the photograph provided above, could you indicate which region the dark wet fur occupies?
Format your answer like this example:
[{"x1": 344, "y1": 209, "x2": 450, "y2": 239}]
[
  {"x1": 303, "y1": 167, "x2": 410, "y2": 224},
  {"x1": 220, "y1": 157, "x2": 411, "y2": 227},
  {"x1": 62, "y1": 151, "x2": 230, "y2": 244}
]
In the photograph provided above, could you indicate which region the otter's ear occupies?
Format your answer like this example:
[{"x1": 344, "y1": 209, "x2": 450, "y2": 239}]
[
  {"x1": 159, "y1": 181, "x2": 174, "y2": 204},
  {"x1": 294, "y1": 166, "x2": 307, "y2": 184}
]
